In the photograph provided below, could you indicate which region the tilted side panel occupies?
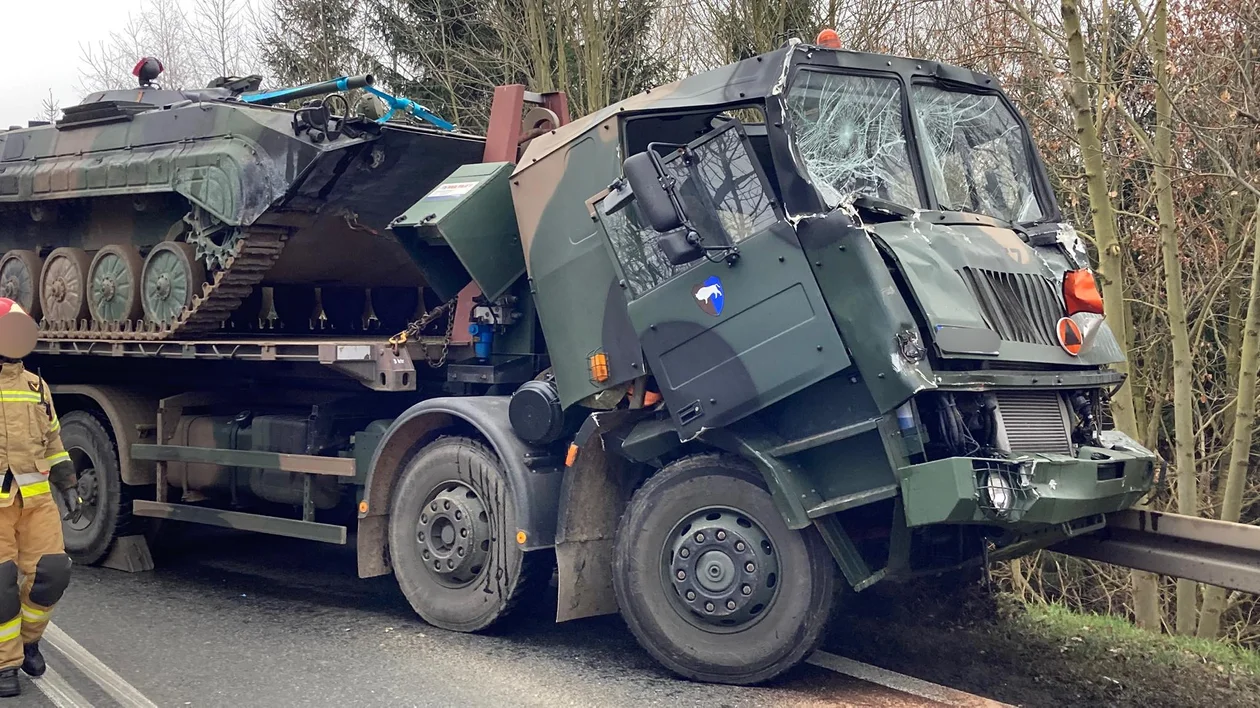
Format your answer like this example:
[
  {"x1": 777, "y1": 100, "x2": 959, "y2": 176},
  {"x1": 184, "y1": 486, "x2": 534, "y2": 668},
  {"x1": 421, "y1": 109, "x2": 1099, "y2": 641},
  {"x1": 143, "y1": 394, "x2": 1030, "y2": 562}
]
[{"x1": 511, "y1": 118, "x2": 645, "y2": 408}]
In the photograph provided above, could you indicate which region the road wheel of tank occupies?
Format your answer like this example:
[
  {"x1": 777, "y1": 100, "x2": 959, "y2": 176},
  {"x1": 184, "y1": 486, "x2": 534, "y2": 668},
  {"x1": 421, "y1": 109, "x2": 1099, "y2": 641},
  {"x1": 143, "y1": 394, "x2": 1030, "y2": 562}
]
[
  {"x1": 141, "y1": 242, "x2": 205, "y2": 326},
  {"x1": 389, "y1": 436, "x2": 545, "y2": 632},
  {"x1": 370, "y1": 287, "x2": 421, "y2": 332},
  {"x1": 320, "y1": 287, "x2": 367, "y2": 331},
  {"x1": 87, "y1": 245, "x2": 145, "y2": 326},
  {"x1": 39, "y1": 247, "x2": 92, "y2": 326},
  {"x1": 0, "y1": 250, "x2": 43, "y2": 320},
  {"x1": 612, "y1": 454, "x2": 837, "y2": 685},
  {"x1": 272, "y1": 285, "x2": 316, "y2": 331},
  {"x1": 58, "y1": 411, "x2": 136, "y2": 565}
]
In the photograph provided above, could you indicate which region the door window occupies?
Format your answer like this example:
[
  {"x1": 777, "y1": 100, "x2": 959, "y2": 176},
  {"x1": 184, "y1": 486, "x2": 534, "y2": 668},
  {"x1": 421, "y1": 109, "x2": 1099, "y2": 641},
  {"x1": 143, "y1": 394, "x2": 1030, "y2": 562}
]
[{"x1": 600, "y1": 123, "x2": 779, "y2": 299}]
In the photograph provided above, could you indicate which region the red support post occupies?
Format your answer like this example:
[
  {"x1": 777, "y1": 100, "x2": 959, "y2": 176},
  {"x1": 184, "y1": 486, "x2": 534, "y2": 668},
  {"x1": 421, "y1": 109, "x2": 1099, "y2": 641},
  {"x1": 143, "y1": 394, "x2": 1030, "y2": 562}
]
[{"x1": 483, "y1": 85, "x2": 526, "y2": 164}]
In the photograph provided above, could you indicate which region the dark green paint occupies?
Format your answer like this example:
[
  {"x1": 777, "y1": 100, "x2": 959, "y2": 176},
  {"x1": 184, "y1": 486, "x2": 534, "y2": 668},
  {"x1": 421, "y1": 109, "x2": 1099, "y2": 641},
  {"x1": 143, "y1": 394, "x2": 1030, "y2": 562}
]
[{"x1": 391, "y1": 162, "x2": 523, "y2": 301}]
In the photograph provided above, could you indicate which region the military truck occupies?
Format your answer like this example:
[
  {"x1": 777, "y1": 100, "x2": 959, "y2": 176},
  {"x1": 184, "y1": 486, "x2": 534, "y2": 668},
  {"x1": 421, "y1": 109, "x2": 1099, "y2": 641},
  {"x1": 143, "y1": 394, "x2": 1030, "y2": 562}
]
[{"x1": 4, "y1": 36, "x2": 1155, "y2": 685}]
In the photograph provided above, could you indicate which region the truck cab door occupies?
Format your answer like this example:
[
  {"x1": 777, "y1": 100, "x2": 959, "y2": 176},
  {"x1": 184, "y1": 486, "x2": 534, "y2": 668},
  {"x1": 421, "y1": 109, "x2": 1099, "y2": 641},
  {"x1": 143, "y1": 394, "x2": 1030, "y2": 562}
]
[{"x1": 597, "y1": 122, "x2": 850, "y2": 439}]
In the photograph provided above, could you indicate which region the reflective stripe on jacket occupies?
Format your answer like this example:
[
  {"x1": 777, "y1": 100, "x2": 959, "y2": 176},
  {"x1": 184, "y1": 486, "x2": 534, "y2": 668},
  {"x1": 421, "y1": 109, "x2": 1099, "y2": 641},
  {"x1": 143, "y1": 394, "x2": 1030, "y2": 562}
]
[{"x1": 0, "y1": 362, "x2": 68, "y2": 505}]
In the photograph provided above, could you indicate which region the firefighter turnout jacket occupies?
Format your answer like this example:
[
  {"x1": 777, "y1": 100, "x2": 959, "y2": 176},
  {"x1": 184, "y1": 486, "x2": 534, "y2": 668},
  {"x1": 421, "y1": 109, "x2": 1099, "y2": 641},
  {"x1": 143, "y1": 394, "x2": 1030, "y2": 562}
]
[{"x1": 0, "y1": 361, "x2": 75, "y2": 669}]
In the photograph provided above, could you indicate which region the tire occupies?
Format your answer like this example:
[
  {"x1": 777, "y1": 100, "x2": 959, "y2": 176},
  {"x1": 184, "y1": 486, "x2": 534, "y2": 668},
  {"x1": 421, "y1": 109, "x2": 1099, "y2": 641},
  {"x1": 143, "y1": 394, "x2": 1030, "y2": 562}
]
[
  {"x1": 612, "y1": 453, "x2": 837, "y2": 685},
  {"x1": 58, "y1": 411, "x2": 135, "y2": 565},
  {"x1": 389, "y1": 436, "x2": 545, "y2": 632}
]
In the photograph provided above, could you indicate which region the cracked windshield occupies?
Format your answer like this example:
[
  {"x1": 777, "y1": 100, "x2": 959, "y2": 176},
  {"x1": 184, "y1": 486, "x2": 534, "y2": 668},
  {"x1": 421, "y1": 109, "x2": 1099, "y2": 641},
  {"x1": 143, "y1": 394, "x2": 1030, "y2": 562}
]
[
  {"x1": 786, "y1": 71, "x2": 919, "y2": 209},
  {"x1": 911, "y1": 84, "x2": 1044, "y2": 223}
]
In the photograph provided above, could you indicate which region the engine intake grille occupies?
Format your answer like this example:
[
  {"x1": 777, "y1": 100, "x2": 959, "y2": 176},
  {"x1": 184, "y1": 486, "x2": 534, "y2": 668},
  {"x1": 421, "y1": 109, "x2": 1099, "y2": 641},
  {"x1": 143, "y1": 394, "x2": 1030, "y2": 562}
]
[
  {"x1": 995, "y1": 390, "x2": 1073, "y2": 455},
  {"x1": 958, "y1": 268, "x2": 1065, "y2": 346}
]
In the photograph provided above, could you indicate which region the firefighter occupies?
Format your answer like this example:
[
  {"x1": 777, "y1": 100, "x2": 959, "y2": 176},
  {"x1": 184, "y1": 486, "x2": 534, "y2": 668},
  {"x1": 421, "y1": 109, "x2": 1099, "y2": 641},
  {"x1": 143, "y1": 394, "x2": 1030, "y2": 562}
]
[{"x1": 0, "y1": 298, "x2": 80, "y2": 697}]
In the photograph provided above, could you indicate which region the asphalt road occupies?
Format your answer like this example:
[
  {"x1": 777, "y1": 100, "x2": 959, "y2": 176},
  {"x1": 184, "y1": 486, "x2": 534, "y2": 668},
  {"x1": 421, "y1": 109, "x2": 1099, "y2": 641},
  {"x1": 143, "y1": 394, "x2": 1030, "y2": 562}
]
[{"x1": 7, "y1": 527, "x2": 975, "y2": 707}]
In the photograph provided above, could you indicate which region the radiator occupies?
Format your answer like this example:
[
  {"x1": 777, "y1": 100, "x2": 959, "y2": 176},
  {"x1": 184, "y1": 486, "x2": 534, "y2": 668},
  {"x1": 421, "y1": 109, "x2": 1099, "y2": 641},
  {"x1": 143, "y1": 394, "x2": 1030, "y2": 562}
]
[{"x1": 995, "y1": 390, "x2": 1073, "y2": 455}]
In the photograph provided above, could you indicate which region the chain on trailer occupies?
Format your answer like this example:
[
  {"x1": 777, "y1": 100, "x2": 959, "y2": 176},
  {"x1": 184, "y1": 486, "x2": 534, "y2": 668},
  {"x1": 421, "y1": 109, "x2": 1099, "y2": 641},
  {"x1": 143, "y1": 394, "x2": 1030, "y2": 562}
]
[{"x1": 389, "y1": 298, "x2": 458, "y2": 367}]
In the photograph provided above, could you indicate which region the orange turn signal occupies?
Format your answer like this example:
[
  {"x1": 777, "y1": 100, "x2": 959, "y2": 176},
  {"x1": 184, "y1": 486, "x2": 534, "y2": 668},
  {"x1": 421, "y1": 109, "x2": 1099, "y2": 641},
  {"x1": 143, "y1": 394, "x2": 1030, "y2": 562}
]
[
  {"x1": 589, "y1": 352, "x2": 609, "y2": 383},
  {"x1": 816, "y1": 29, "x2": 842, "y2": 49},
  {"x1": 1064, "y1": 269, "x2": 1103, "y2": 315},
  {"x1": 565, "y1": 443, "x2": 579, "y2": 467}
]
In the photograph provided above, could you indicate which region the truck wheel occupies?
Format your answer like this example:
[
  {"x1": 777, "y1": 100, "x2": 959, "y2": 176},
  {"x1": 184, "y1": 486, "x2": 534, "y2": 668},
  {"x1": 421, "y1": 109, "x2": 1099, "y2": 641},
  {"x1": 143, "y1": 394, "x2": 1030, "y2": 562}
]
[
  {"x1": 389, "y1": 436, "x2": 544, "y2": 632},
  {"x1": 612, "y1": 454, "x2": 837, "y2": 685},
  {"x1": 58, "y1": 411, "x2": 134, "y2": 565}
]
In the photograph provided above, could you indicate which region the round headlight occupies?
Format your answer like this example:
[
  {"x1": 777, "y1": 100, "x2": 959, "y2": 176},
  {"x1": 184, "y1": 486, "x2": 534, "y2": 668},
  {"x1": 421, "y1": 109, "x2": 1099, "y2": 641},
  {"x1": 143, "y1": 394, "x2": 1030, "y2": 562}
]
[{"x1": 983, "y1": 470, "x2": 1014, "y2": 513}]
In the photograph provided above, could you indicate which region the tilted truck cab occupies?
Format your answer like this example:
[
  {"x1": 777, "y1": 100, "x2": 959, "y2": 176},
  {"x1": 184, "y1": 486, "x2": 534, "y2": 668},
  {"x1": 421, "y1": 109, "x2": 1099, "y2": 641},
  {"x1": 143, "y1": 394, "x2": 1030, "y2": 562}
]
[{"x1": 438, "y1": 37, "x2": 1155, "y2": 682}]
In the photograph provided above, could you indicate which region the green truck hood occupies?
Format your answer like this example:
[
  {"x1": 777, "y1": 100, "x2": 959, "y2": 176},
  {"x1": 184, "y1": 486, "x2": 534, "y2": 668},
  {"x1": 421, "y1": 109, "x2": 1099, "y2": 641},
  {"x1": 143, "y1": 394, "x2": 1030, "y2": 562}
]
[{"x1": 867, "y1": 216, "x2": 1123, "y2": 366}]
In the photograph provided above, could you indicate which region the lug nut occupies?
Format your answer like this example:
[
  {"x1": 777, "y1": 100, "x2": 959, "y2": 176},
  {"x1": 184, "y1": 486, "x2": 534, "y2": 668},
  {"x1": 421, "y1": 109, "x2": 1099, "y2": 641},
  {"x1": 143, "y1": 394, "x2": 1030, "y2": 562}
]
[
  {"x1": 431, "y1": 502, "x2": 438, "y2": 511},
  {"x1": 457, "y1": 548, "x2": 465, "y2": 556},
  {"x1": 421, "y1": 514, "x2": 428, "y2": 524},
  {"x1": 455, "y1": 511, "x2": 462, "y2": 520},
  {"x1": 686, "y1": 590, "x2": 696, "y2": 601},
  {"x1": 680, "y1": 547, "x2": 690, "y2": 558},
  {"x1": 676, "y1": 570, "x2": 686, "y2": 580},
  {"x1": 741, "y1": 585, "x2": 752, "y2": 595},
  {"x1": 704, "y1": 602, "x2": 715, "y2": 612},
  {"x1": 460, "y1": 528, "x2": 468, "y2": 538},
  {"x1": 716, "y1": 530, "x2": 726, "y2": 541},
  {"x1": 726, "y1": 600, "x2": 737, "y2": 610},
  {"x1": 735, "y1": 541, "x2": 746, "y2": 552},
  {"x1": 443, "y1": 500, "x2": 451, "y2": 510},
  {"x1": 745, "y1": 562, "x2": 755, "y2": 572},
  {"x1": 418, "y1": 532, "x2": 426, "y2": 542},
  {"x1": 695, "y1": 532, "x2": 705, "y2": 543}
]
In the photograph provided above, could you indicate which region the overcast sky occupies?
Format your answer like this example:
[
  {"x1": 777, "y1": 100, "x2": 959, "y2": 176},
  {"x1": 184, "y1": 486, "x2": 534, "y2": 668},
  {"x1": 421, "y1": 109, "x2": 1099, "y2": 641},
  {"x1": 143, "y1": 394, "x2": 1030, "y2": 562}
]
[{"x1": 2, "y1": 1, "x2": 145, "y2": 127}]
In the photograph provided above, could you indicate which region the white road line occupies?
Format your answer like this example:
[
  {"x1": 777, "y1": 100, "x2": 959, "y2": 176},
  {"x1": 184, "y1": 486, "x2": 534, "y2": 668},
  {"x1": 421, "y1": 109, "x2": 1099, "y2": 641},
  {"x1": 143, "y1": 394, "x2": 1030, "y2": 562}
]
[
  {"x1": 42, "y1": 623, "x2": 159, "y2": 708},
  {"x1": 807, "y1": 650, "x2": 1014, "y2": 708},
  {"x1": 33, "y1": 666, "x2": 95, "y2": 708}
]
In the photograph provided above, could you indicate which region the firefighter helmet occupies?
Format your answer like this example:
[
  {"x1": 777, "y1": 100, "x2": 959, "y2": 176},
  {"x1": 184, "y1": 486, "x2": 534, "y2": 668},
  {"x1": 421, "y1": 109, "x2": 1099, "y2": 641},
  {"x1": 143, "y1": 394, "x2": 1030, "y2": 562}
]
[{"x1": 0, "y1": 298, "x2": 37, "y2": 359}]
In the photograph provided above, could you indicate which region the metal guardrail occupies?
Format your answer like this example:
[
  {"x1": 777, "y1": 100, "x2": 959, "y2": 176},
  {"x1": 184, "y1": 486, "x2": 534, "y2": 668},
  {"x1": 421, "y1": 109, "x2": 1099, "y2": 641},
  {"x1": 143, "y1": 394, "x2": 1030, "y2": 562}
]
[{"x1": 1052, "y1": 509, "x2": 1260, "y2": 594}]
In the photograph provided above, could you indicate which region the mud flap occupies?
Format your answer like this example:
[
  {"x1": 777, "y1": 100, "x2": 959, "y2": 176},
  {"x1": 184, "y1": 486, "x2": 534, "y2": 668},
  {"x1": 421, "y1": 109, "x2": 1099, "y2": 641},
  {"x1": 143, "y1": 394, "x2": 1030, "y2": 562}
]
[{"x1": 554, "y1": 411, "x2": 643, "y2": 622}]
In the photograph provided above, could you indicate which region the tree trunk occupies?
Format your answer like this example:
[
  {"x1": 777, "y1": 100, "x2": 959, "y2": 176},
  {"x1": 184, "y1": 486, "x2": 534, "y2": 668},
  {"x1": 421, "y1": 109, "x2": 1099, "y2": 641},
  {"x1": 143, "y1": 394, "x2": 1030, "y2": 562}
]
[
  {"x1": 1147, "y1": 0, "x2": 1199, "y2": 635},
  {"x1": 1198, "y1": 205, "x2": 1260, "y2": 638},
  {"x1": 1061, "y1": 0, "x2": 1158, "y2": 630},
  {"x1": 1060, "y1": 0, "x2": 1138, "y2": 436}
]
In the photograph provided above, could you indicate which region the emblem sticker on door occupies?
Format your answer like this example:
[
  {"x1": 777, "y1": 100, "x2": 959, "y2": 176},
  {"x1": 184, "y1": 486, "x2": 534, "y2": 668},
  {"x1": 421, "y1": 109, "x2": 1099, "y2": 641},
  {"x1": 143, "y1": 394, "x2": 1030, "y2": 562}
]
[
  {"x1": 1056, "y1": 316, "x2": 1083, "y2": 356},
  {"x1": 692, "y1": 276, "x2": 724, "y2": 316}
]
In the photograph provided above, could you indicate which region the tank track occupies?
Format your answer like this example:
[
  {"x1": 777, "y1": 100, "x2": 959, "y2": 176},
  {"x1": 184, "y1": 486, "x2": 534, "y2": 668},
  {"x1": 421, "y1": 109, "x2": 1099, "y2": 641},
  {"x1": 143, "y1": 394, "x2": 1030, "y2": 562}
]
[{"x1": 38, "y1": 226, "x2": 290, "y2": 341}]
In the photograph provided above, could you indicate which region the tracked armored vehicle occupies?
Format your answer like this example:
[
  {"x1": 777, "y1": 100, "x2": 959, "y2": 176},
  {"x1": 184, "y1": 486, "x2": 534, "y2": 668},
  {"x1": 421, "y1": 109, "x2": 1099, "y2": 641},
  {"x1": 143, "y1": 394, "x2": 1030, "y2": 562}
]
[{"x1": 0, "y1": 59, "x2": 482, "y2": 338}]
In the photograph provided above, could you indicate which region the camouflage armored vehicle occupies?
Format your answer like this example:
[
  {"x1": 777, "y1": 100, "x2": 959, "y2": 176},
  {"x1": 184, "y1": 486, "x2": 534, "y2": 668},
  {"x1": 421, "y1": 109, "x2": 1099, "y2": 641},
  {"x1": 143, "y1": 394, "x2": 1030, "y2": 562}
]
[
  {"x1": 25, "y1": 37, "x2": 1156, "y2": 687},
  {"x1": 0, "y1": 58, "x2": 481, "y2": 337}
]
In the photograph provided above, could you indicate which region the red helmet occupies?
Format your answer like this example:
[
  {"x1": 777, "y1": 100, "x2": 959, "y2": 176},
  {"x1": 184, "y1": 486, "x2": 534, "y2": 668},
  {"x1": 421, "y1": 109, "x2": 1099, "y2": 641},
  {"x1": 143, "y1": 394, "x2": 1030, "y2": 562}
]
[{"x1": 0, "y1": 297, "x2": 37, "y2": 359}]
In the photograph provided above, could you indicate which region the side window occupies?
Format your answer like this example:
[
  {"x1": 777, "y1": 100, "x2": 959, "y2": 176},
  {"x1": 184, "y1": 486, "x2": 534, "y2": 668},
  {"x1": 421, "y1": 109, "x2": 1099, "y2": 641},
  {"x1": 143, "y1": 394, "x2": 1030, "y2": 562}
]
[
  {"x1": 599, "y1": 124, "x2": 778, "y2": 299},
  {"x1": 686, "y1": 126, "x2": 778, "y2": 243},
  {"x1": 600, "y1": 203, "x2": 701, "y2": 299}
]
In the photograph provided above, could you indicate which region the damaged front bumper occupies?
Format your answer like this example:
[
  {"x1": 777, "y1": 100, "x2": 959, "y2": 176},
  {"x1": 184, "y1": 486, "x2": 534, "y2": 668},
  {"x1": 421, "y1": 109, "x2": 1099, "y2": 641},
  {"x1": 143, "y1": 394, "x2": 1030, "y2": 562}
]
[{"x1": 897, "y1": 430, "x2": 1156, "y2": 528}]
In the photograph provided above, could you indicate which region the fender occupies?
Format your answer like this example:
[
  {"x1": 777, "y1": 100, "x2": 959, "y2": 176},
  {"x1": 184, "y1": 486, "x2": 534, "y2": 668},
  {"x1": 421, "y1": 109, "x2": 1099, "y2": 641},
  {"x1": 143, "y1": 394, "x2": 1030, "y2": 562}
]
[
  {"x1": 49, "y1": 385, "x2": 159, "y2": 486},
  {"x1": 356, "y1": 396, "x2": 563, "y2": 578}
]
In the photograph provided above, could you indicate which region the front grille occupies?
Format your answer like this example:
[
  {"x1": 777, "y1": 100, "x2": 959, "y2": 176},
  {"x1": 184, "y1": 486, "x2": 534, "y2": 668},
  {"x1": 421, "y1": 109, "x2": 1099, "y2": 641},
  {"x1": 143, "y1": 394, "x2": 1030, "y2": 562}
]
[
  {"x1": 957, "y1": 268, "x2": 1065, "y2": 346},
  {"x1": 995, "y1": 390, "x2": 1072, "y2": 454}
]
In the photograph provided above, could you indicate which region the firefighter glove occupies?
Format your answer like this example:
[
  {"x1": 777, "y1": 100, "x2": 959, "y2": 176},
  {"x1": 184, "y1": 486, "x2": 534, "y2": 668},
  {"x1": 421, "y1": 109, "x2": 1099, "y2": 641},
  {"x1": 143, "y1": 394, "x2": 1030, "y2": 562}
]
[{"x1": 58, "y1": 487, "x2": 83, "y2": 524}]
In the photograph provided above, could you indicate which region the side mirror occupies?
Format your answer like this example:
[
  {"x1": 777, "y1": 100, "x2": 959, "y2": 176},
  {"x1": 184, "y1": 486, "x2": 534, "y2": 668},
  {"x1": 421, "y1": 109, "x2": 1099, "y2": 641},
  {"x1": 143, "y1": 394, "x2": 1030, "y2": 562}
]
[
  {"x1": 656, "y1": 230, "x2": 703, "y2": 266},
  {"x1": 623, "y1": 151, "x2": 684, "y2": 232}
]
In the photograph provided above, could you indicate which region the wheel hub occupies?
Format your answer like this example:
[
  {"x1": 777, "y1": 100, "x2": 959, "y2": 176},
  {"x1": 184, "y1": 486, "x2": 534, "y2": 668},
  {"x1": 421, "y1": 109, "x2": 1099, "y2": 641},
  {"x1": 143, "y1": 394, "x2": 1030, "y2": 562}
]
[
  {"x1": 68, "y1": 462, "x2": 99, "y2": 531},
  {"x1": 155, "y1": 274, "x2": 171, "y2": 300},
  {"x1": 666, "y1": 508, "x2": 780, "y2": 630},
  {"x1": 415, "y1": 482, "x2": 491, "y2": 586},
  {"x1": 50, "y1": 279, "x2": 66, "y2": 301},
  {"x1": 1, "y1": 278, "x2": 16, "y2": 299},
  {"x1": 101, "y1": 278, "x2": 117, "y2": 301}
]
